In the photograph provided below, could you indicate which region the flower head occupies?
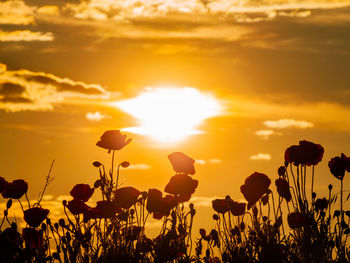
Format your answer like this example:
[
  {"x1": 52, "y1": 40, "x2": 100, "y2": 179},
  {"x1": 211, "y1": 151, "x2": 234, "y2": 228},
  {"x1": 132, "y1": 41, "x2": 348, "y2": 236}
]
[
  {"x1": 0, "y1": 177, "x2": 7, "y2": 193},
  {"x1": 275, "y1": 178, "x2": 291, "y2": 202},
  {"x1": 285, "y1": 140, "x2": 324, "y2": 166},
  {"x1": 240, "y1": 172, "x2": 271, "y2": 209},
  {"x1": 96, "y1": 130, "x2": 132, "y2": 151},
  {"x1": 146, "y1": 188, "x2": 178, "y2": 219},
  {"x1": 230, "y1": 201, "x2": 246, "y2": 216},
  {"x1": 2, "y1": 179, "x2": 28, "y2": 199},
  {"x1": 23, "y1": 207, "x2": 50, "y2": 228},
  {"x1": 287, "y1": 212, "x2": 309, "y2": 229},
  {"x1": 314, "y1": 197, "x2": 328, "y2": 212},
  {"x1": 70, "y1": 184, "x2": 94, "y2": 202},
  {"x1": 212, "y1": 199, "x2": 230, "y2": 214},
  {"x1": 328, "y1": 154, "x2": 348, "y2": 180},
  {"x1": 115, "y1": 186, "x2": 140, "y2": 209},
  {"x1": 66, "y1": 199, "x2": 90, "y2": 215},
  {"x1": 168, "y1": 152, "x2": 195, "y2": 175},
  {"x1": 164, "y1": 173, "x2": 198, "y2": 202}
]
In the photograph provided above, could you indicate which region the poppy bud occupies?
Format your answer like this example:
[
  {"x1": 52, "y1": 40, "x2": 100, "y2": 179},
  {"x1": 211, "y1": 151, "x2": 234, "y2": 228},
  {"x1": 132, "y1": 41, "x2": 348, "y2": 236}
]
[
  {"x1": 62, "y1": 200, "x2": 67, "y2": 206},
  {"x1": 54, "y1": 223, "x2": 59, "y2": 230},
  {"x1": 328, "y1": 184, "x2": 333, "y2": 190},
  {"x1": 59, "y1": 218, "x2": 65, "y2": 227},
  {"x1": 41, "y1": 223, "x2": 47, "y2": 231},
  {"x1": 6, "y1": 199, "x2": 12, "y2": 209},
  {"x1": 199, "y1": 228, "x2": 206, "y2": 238},
  {"x1": 334, "y1": 210, "x2": 340, "y2": 218},
  {"x1": 94, "y1": 179, "x2": 101, "y2": 188},
  {"x1": 189, "y1": 203, "x2": 194, "y2": 210},
  {"x1": 240, "y1": 222, "x2": 245, "y2": 231},
  {"x1": 312, "y1": 192, "x2": 316, "y2": 199},
  {"x1": 46, "y1": 218, "x2": 51, "y2": 225},
  {"x1": 120, "y1": 161, "x2": 130, "y2": 168},
  {"x1": 278, "y1": 166, "x2": 286, "y2": 176},
  {"x1": 190, "y1": 208, "x2": 196, "y2": 217},
  {"x1": 346, "y1": 211, "x2": 350, "y2": 218},
  {"x1": 130, "y1": 209, "x2": 135, "y2": 216},
  {"x1": 261, "y1": 194, "x2": 269, "y2": 205},
  {"x1": 213, "y1": 214, "x2": 219, "y2": 221},
  {"x1": 92, "y1": 161, "x2": 102, "y2": 167}
]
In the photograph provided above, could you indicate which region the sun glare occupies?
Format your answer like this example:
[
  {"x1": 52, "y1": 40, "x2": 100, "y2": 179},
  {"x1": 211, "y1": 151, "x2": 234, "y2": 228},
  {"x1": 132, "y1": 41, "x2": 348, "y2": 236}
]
[{"x1": 113, "y1": 87, "x2": 221, "y2": 143}]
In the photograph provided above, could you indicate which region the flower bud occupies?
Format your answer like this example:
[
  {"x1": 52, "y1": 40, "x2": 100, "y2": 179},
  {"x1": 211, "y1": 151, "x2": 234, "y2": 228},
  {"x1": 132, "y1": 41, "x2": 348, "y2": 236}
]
[
  {"x1": 92, "y1": 161, "x2": 102, "y2": 167},
  {"x1": 278, "y1": 166, "x2": 286, "y2": 176},
  {"x1": 120, "y1": 161, "x2": 130, "y2": 168},
  {"x1": 213, "y1": 214, "x2": 219, "y2": 221}
]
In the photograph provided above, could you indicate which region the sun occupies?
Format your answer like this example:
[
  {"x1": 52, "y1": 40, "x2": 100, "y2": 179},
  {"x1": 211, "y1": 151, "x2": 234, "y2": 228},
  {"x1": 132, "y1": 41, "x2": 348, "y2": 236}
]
[{"x1": 113, "y1": 87, "x2": 222, "y2": 143}]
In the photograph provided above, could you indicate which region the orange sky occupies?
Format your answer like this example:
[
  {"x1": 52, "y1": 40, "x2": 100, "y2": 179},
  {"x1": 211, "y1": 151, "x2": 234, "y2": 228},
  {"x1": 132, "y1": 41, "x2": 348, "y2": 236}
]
[{"x1": 1, "y1": 0, "x2": 350, "y2": 234}]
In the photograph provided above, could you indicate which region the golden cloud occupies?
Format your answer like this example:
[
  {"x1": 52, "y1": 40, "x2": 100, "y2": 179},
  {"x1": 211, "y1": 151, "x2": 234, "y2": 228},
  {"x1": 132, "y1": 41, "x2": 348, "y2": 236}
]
[{"x1": 0, "y1": 62, "x2": 110, "y2": 112}]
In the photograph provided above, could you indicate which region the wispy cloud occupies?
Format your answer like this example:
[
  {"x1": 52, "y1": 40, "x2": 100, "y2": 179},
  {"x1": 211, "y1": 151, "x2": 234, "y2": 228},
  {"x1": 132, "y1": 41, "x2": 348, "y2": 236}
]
[
  {"x1": 255, "y1": 129, "x2": 276, "y2": 139},
  {"x1": 0, "y1": 62, "x2": 109, "y2": 112},
  {"x1": 250, "y1": 153, "x2": 271, "y2": 160},
  {"x1": 127, "y1": 164, "x2": 151, "y2": 170},
  {"x1": 0, "y1": 30, "x2": 54, "y2": 42},
  {"x1": 263, "y1": 118, "x2": 314, "y2": 129},
  {"x1": 196, "y1": 159, "x2": 223, "y2": 165},
  {"x1": 86, "y1": 111, "x2": 110, "y2": 122}
]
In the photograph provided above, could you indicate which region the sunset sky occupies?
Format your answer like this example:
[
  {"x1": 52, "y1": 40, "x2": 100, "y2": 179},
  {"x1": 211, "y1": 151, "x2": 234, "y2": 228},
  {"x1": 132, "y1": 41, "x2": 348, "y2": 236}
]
[{"x1": 1, "y1": 0, "x2": 350, "y2": 231}]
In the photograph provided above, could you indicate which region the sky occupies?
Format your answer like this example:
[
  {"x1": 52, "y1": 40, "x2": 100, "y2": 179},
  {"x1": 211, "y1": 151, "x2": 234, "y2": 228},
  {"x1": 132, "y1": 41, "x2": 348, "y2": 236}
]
[{"x1": 1, "y1": 0, "x2": 350, "y2": 232}]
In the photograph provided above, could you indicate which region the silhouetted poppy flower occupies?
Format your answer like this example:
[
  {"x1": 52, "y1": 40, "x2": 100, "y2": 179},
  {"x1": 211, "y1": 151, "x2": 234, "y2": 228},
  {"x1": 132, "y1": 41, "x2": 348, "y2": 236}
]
[
  {"x1": 164, "y1": 173, "x2": 198, "y2": 202},
  {"x1": 287, "y1": 212, "x2": 309, "y2": 229},
  {"x1": 230, "y1": 202, "x2": 246, "y2": 216},
  {"x1": 275, "y1": 178, "x2": 292, "y2": 202},
  {"x1": 22, "y1": 228, "x2": 43, "y2": 249},
  {"x1": 23, "y1": 207, "x2": 50, "y2": 228},
  {"x1": 96, "y1": 130, "x2": 132, "y2": 151},
  {"x1": 115, "y1": 186, "x2": 140, "y2": 209},
  {"x1": 66, "y1": 199, "x2": 90, "y2": 215},
  {"x1": 212, "y1": 199, "x2": 230, "y2": 214},
  {"x1": 146, "y1": 188, "x2": 178, "y2": 219},
  {"x1": 95, "y1": 200, "x2": 121, "y2": 218},
  {"x1": 240, "y1": 172, "x2": 271, "y2": 209},
  {"x1": 2, "y1": 179, "x2": 28, "y2": 199},
  {"x1": 0, "y1": 177, "x2": 7, "y2": 193},
  {"x1": 168, "y1": 152, "x2": 195, "y2": 175},
  {"x1": 315, "y1": 197, "x2": 328, "y2": 212},
  {"x1": 328, "y1": 155, "x2": 347, "y2": 180},
  {"x1": 285, "y1": 140, "x2": 324, "y2": 166},
  {"x1": 70, "y1": 184, "x2": 94, "y2": 202},
  {"x1": 343, "y1": 153, "x2": 350, "y2": 172}
]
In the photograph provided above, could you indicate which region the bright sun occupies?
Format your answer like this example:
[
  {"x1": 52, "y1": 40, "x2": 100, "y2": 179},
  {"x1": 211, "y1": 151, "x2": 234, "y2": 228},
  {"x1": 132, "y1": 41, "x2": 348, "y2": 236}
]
[{"x1": 113, "y1": 87, "x2": 221, "y2": 143}]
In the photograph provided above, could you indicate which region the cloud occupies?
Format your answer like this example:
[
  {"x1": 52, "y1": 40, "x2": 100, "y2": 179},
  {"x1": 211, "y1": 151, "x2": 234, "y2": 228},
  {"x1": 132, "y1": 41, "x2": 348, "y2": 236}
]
[
  {"x1": 86, "y1": 111, "x2": 110, "y2": 122},
  {"x1": 263, "y1": 118, "x2": 314, "y2": 129},
  {"x1": 127, "y1": 164, "x2": 151, "y2": 170},
  {"x1": 196, "y1": 159, "x2": 223, "y2": 165},
  {"x1": 0, "y1": 0, "x2": 35, "y2": 25},
  {"x1": 0, "y1": 30, "x2": 54, "y2": 42},
  {"x1": 0, "y1": 62, "x2": 109, "y2": 112},
  {"x1": 250, "y1": 153, "x2": 271, "y2": 160},
  {"x1": 255, "y1": 129, "x2": 280, "y2": 139}
]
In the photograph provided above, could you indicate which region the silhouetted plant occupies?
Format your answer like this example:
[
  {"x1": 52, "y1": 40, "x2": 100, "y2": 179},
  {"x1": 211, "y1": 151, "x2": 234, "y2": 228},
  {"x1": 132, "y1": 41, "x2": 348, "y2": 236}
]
[{"x1": 0, "y1": 134, "x2": 349, "y2": 262}]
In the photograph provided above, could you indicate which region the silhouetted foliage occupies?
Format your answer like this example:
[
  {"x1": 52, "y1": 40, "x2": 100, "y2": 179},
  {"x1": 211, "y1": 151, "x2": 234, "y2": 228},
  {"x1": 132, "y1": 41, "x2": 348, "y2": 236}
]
[{"x1": 0, "y1": 135, "x2": 349, "y2": 262}]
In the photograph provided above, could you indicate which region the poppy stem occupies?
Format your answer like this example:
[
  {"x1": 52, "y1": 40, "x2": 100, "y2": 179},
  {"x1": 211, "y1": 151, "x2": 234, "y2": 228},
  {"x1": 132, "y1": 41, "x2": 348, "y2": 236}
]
[
  {"x1": 18, "y1": 198, "x2": 24, "y2": 212},
  {"x1": 341, "y1": 179, "x2": 344, "y2": 223},
  {"x1": 311, "y1": 165, "x2": 315, "y2": 209}
]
